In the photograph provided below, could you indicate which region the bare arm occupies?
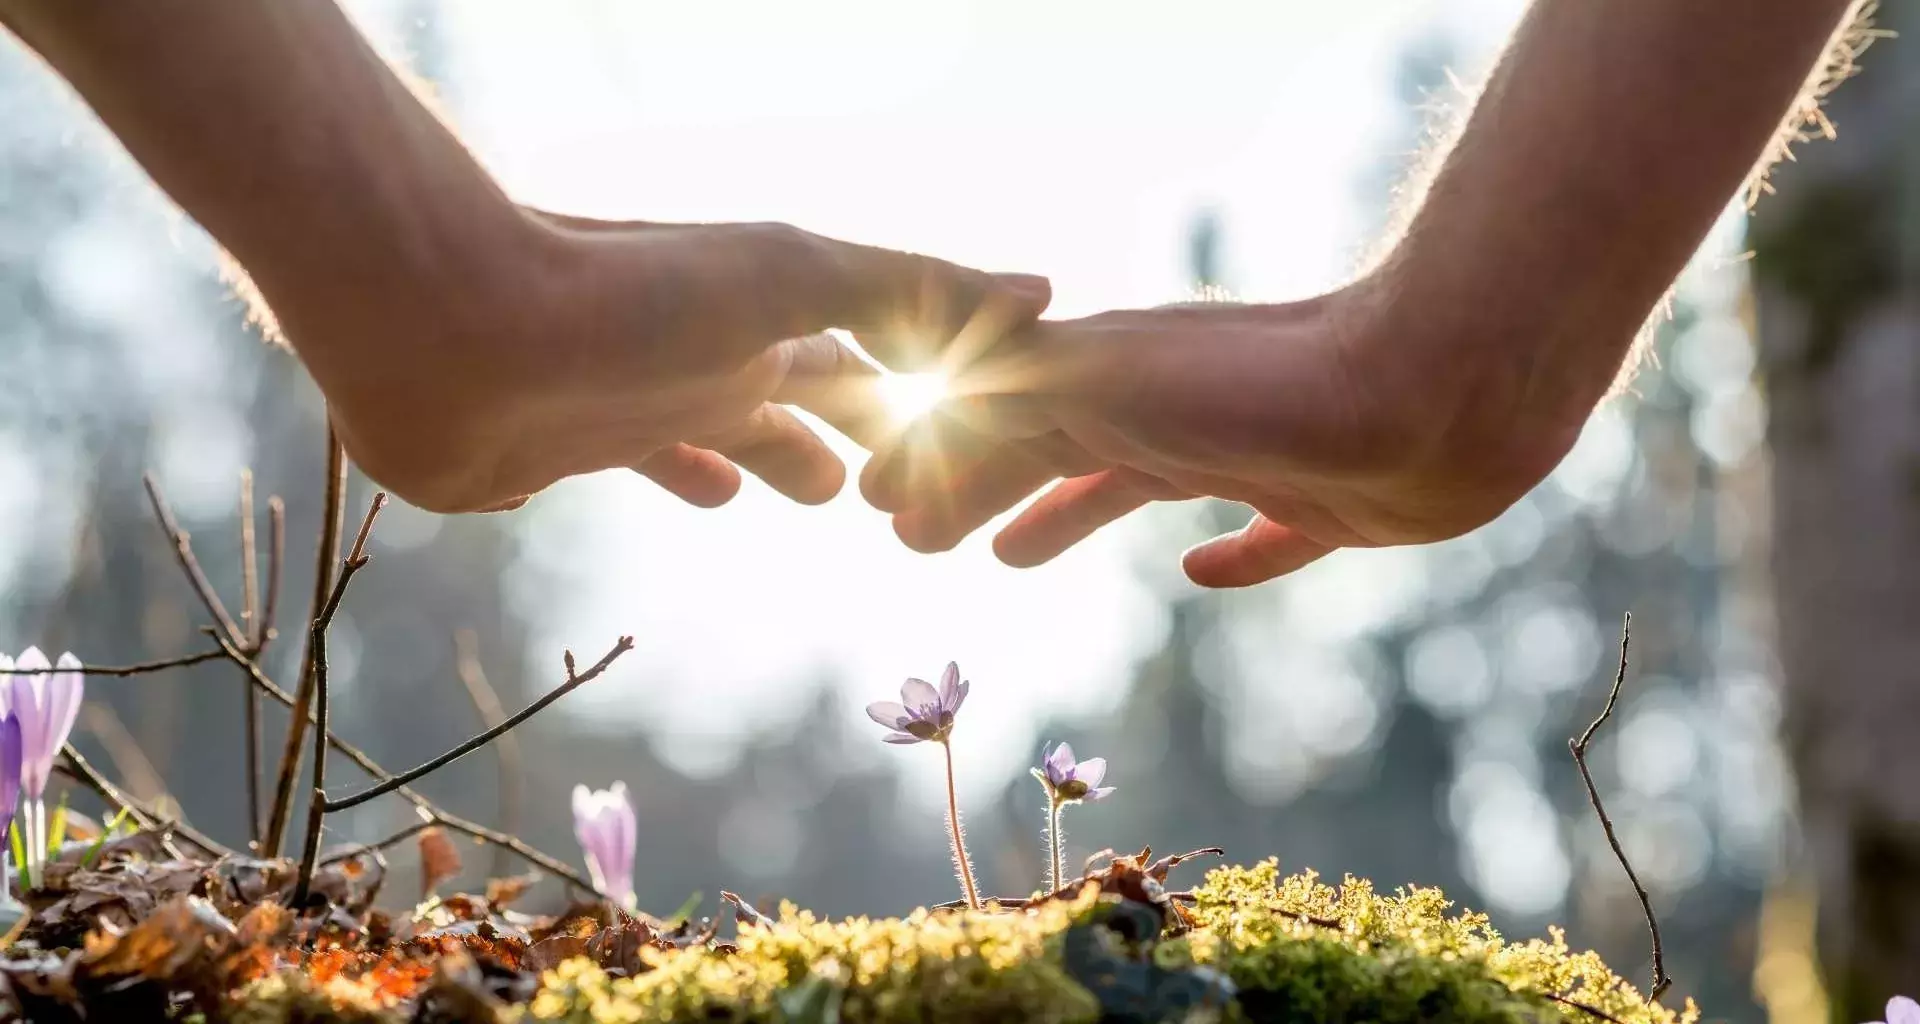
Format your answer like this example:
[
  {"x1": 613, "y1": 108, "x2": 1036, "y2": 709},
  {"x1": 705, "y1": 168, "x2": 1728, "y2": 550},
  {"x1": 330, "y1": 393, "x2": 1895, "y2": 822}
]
[
  {"x1": 0, "y1": 0, "x2": 523, "y2": 323},
  {"x1": 1374, "y1": 0, "x2": 1865, "y2": 461},
  {"x1": 0, "y1": 0, "x2": 1050, "y2": 514},
  {"x1": 874, "y1": 0, "x2": 1870, "y2": 584}
]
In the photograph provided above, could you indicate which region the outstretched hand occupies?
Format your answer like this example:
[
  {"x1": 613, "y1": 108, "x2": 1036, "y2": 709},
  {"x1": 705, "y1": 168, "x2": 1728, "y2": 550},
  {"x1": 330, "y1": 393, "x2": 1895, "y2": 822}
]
[
  {"x1": 279, "y1": 210, "x2": 1052, "y2": 513},
  {"x1": 861, "y1": 280, "x2": 1584, "y2": 587}
]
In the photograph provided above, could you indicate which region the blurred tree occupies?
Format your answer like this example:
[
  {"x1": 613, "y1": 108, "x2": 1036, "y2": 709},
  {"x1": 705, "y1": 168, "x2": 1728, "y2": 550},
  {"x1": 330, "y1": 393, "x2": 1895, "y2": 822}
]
[{"x1": 1750, "y1": 3, "x2": 1920, "y2": 1010}]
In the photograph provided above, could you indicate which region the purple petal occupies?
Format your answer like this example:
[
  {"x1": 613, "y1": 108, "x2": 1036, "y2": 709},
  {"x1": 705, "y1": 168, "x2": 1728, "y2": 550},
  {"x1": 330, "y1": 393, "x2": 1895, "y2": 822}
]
[
  {"x1": 9, "y1": 649, "x2": 51, "y2": 797},
  {"x1": 882, "y1": 732, "x2": 923, "y2": 745},
  {"x1": 1045, "y1": 743, "x2": 1076, "y2": 778},
  {"x1": 938, "y1": 662, "x2": 961, "y2": 707},
  {"x1": 947, "y1": 678, "x2": 970, "y2": 716},
  {"x1": 0, "y1": 715, "x2": 19, "y2": 840},
  {"x1": 0, "y1": 654, "x2": 12, "y2": 720},
  {"x1": 1889, "y1": 997, "x2": 1920, "y2": 1024},
  {"x1": 866, "y1": 701, "x2": 911, "y2": 729},
  {"x1": 48, "y1": 653, "x2": 83, "y2": 758},
  {"x1": 899, "y1": 677, "x2": 939, "y2": 711},
  {"x1": 1087, "y1": 786, "x2": 1117, "y2": 802},
  {"x1": 1072, "y1": 757, "x2": 1107, "y2": 789}
]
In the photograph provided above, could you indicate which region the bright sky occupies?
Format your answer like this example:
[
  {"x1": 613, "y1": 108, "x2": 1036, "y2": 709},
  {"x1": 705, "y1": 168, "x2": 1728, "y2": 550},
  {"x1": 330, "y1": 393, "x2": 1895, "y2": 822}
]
[{"x1": 335, "y1": 0, "x2": 1538, "y2": 798}]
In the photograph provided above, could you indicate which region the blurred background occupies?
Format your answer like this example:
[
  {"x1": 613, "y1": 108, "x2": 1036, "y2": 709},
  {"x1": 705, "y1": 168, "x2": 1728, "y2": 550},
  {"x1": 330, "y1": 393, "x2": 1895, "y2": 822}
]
[{"x1": 2, "y1": 0, "x2": 1913, "y2": 1019}]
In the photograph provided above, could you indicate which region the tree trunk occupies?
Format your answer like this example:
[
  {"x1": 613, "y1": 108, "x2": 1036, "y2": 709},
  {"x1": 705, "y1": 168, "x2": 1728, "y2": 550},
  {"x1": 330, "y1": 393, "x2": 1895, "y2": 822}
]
[{"x1": 1751, "y1": 5, "x2": 1920, "y2": 1012}]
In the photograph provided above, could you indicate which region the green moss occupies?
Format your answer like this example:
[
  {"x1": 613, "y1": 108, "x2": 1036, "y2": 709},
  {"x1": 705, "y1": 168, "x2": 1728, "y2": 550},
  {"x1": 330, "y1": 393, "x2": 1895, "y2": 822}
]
[{"x1": 521, "y1": 860, "x2": 1698, "y2": 1024}]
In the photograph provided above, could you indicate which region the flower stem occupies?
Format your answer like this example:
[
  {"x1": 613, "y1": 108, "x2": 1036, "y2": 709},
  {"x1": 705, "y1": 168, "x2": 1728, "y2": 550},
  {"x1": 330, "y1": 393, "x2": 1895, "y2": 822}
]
[
  {"x1": 940, "y1": 740, "x2": 980, "y2": 910},
  {"x1": 1047, "y1": 800, "x2": 1065, "y2": 893}
]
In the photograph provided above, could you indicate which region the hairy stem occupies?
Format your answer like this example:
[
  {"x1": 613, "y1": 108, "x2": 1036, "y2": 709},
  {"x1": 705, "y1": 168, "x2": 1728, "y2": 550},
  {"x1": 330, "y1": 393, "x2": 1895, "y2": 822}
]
[
  {"x1": 940, "y1": 739, "x2": 980, "y2": 910},
  {"x1": 1047, "y1": 800, "x2": 1065, "y2": 894}
]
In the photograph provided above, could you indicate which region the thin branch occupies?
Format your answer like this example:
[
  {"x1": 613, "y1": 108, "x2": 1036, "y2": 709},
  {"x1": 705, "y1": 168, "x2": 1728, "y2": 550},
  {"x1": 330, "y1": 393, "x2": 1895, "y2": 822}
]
[
  {"x1": 0, "y1": 650, "x2": 224, "y2": 676},
  {"x1": 141, "y1": 473, "x2": 244, "y2": 647},
  {"x1": 453, "y1": 629, "x2": 522, "y2": 878},
  {"x1": 260, "y1": 496, "x2": 286, "y2": 650},
  {"x1": 265, "y1": 423, "x2": 348, "y2": 857},
  {"x1": 1568, "y1": 613, "x2": 1671, "y2": 1003},
  {"x1": 240, "y1": 469, "x2": 260, "y2": 642},
  {"x1": 319, "y1": 816, "x2": 436, "y2": 867},
  {"x1": 208, "y1": 633, "x2": 610, "y2": 896},
  {"x1": 241, "y1": 472, "x2": 263, "y2": 845},
  {"x1": 1542, "y1": 992, "x2": 1628, "y2": 1024},
  {"x1": 56, "y1": 746, "x2": 230, "y2": 858},
  {"x1": 293, "y1": 493, "x2": 385, "y2": 906},
  {"x1": 323, "y1": 636, "x2": 634, "y2": 813},
  {"x1": 79, "y1": 703, "x2": 168, "y2": 805}
]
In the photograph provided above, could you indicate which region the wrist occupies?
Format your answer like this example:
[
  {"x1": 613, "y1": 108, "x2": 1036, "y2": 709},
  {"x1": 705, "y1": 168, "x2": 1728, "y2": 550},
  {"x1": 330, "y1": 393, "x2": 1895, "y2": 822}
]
[{"x1": 1342, "y1": 259, "x2": 1589, "y2": 504}]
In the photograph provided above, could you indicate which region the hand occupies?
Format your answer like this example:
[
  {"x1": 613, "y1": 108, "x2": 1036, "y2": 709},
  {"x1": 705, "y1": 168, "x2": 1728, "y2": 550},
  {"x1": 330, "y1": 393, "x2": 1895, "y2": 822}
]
[
  {"x1": 863, "y1": 279, "x2": 1586, "y2": 586},
  {"x1": 261, "y1": 207, "x2": 1051, "y2": 513}
]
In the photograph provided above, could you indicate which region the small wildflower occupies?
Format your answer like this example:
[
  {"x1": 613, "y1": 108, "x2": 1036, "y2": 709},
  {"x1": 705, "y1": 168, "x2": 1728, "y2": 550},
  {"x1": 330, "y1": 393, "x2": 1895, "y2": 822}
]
[
  {"x1": 1867, "y1": 996, "x2": 1920, "y2": 1024},
  {"x1": 4, "y1": 648, "x2": 82, "y2": 889},
  {"x1": 571, "y1": 781, "x2": 636, "y2": 909},
  {"x1": 1031, "y1": 742, "x2": 1115, "y2": 804},
  {"x1": 1030, "y1": 742, "x2": 1115, "y2": 894},
  {"x1": 865, "y1": 662, "x2": 968, "y2": 744},
  {"x1": 869, "y1": 662, "x2": 981, "y2": 909}
]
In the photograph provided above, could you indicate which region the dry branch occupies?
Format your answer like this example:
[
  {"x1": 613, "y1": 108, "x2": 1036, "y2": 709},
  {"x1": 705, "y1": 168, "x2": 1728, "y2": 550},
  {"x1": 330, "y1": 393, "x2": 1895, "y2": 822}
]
[
  {"x1": 322, "y1": 636, "x2": 633, "y2": 814},
  {"x1": 293, "y1": 493, "x2": 385, "y2": 905},
  {"x1": 0, "y1": 650, "x2": 225, "y2": 676},
  {"x1": 453, "y1": 629, "x2": 522, "y2": 878},
  {"x1": 265, "y1": 423, "x2": 347, "y2": 857},
  {"x1": 1568, "y1": 613, "x2": 1671, "y2": 1003}
]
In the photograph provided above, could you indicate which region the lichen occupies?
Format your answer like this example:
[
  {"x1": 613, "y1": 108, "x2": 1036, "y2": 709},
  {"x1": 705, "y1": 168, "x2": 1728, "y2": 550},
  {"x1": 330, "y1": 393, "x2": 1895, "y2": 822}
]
[{"x1": 515, "y1": 860, "x2": 1698, "y2": 1024}]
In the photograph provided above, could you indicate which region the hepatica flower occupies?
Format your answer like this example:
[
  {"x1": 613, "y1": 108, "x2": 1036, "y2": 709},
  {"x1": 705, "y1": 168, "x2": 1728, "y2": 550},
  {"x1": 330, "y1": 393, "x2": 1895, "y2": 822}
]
[
  {"x1": 865, "y1": 662, "x2": 969, "y2": 745},
  {"x1": 3, "y1": 648, "x2": 82, "y2": 889},
  {"x1": 572, "y1": 781, "x2": 636, "y2": 909},
  {"x1": 1867, "y1": 996, "x2": 1920, "y2": 1024},
  {"x1": 868, "y1": 662, "x2": 980, "y2": 909},
  {"x1": 1030, "y1": 742, "x2": 1115, "y2": 893}
]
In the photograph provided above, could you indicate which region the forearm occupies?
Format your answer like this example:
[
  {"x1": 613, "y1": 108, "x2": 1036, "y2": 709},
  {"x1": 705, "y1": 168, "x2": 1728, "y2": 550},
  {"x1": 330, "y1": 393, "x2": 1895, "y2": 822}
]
[
  {"x1": 1373, "y1": 0, "x2": 1860, "y2": 445},
  {"x1": 0, "y1": 0, "x2": 524, "y2": 334}
]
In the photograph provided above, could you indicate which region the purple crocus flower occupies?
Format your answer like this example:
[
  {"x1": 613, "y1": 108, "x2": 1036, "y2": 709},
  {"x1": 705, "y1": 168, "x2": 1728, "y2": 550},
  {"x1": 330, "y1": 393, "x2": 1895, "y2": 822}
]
[
  {"x1": 1034, "y1": 742, "x2": 1115, "y2": 803},
  {"x1": 7, "y1": 648, "x2": 84, "y2": 801},
  {"x1": 0, "y1": 714, "x2": 20, "y2": 857},
  {"x1": 865, "y1": 662, "x2": 969, "y2": 744},
  {"x1": 1868, "y1": 997, "x2": 1920, "y2": 1024},
  {"x1": 572, "y1": 781, "x2": 636, "y2": 908}
]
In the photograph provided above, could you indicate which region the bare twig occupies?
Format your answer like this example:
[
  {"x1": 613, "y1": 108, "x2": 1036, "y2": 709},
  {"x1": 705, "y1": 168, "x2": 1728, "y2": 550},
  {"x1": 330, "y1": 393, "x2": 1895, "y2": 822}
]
[
  {"x1": 141, "y1": 473, "x2": 244, "y2": 646},
  {"x1": 1542, "y1": 992, "x2": 1628, "y2": 1024},
  {"x1": 79, "y1": 703, "x2": 168, "y2": 805},
  {"x1": 265, "y1": 424, "x2": 348, "y2": 857},
  {"x1": 324, "y1": 636, "x2": 634, "y2": 813},
  {"x1": 293, "y1": 493, "x2": 385, "y2": 906},
  {"x1": 56, "y1": 745, "x2": 230, "y2": 858},
  {"x1": 319, "y1": 815, "x2": 437, "y2": 867},
  {"x1": 260, "y1": 496, "x2": 286, "y2": 649},
  {"x1": 0, "y1": 650, "x2": 224, "y2": 676},
  {"x1": 209, "y1": 633, "x2": 611, "y2": 896},
  {"x1": 453, "y1": 629, "x2": 522, "y2": 878},
  {"x1": 241, "y1": 472, "x2": 263, "y2": 844},
  {"x1": 240, "y1": 469, "x2": 260, "y2": 642},
  {"x1": 1569, "y1": 613, "x2": 1671, "y2": 1003}
]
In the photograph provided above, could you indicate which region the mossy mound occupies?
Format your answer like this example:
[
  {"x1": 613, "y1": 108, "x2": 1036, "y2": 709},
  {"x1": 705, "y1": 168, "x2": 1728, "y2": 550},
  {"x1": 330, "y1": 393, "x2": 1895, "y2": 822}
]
[{"x1": 327, "y1": 858, "x2": 1689, "y2": 1024}]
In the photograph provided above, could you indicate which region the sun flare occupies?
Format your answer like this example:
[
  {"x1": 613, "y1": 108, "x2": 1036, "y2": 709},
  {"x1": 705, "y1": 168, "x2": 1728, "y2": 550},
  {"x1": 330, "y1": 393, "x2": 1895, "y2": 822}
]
[{"x1": 878, "y1": 371, "x2": 949, "y2": 423}]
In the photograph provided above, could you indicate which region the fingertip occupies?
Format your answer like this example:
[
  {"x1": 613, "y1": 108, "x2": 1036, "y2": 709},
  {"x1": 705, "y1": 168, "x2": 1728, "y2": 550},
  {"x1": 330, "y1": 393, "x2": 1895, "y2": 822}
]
[
  {"x1": 992, "y1": 272, "x2": 1053, "y2": 314},
  {"x1": 1180, "y1": 521, "x2": 1336, "y2": 588},
  {"x1": 477, "y1": 495, "x2": 533, "y2": 513},
  {"x1": 789, "y1": 462, "x2": 848, "y2": 506},
  {"x1": 894, "y1": 512, "x2": 963, "y2": 555},
  {"x1": 991, "y1": 528, "x2": 1052, "y2": 569}
]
